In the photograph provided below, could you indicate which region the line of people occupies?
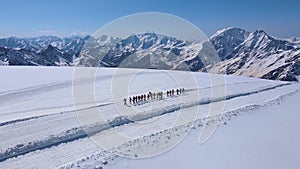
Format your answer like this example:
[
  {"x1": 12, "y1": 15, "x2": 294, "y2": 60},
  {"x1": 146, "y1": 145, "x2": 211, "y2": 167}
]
[
  {"x1": 166, "y1": 88, "x2": 185, "y2": 97},
  {"x1": 123, "y1": 88, "x2": 185, "y2": 106}
]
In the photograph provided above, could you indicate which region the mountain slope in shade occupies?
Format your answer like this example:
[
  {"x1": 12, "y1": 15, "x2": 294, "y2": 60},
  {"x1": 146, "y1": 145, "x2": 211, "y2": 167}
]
[{"x1": 208, "y1": 28, "x2": 300, "y2": 81}]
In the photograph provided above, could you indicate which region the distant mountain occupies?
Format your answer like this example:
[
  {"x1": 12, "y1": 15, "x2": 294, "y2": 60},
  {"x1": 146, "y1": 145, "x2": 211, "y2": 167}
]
[
  {"x1": 208, "y1": 27, "x2": 300, "y2": 81},
  {"x1": 0, "y1": 36, "x2": 86, "y2": 54},
  {"x1": 0, "y1": 35, "x2": 88, "y2": 66},
  {"x1": 0, "y1": 46, "x2": 37, "y2": 66},
  {"x1": 0, "y1": 29, "x2": 300, "y2": 81},
  {"x1": 288, "y1": 37, "x2": 300, "y2": 44},
  {"x1": 82, "y1": 33, "x2": 218, "y2": 71}
]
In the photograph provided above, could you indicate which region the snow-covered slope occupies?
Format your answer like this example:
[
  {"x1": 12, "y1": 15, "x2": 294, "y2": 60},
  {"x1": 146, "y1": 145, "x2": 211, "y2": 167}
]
[
  {"x1": 0, "y1": 66, "x2": 299, "y2": 169},
  {"x1": 208, "y1": 28, "x2": 300, "y2": 81}
]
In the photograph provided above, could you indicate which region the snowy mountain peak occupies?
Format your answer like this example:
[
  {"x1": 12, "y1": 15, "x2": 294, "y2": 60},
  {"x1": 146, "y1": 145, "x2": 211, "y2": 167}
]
[
  {"x1": 210, "y1": 27, "x2": 250, "y2": 60},
  {"x1": 116, "y1": 33, "x2": 184, "y2": 51},
  {"x1": 209, "y1": 28, "x2": 300, "y2": 81},
  {"x1": 253, "y1": 29, "x2": 268, "y2": 35},
  {"x1": 211, "y1": 27, "x2": 249, "y2": 39},
  {"x1": 40, "y1": 44, "x2": 59, "y2": 53},
  {"x1": 242, "y1": 29, "x2": 294, "y2": 51},
  {"x1": 249, "y1": 29, "x2": 272, "y2": 41}
]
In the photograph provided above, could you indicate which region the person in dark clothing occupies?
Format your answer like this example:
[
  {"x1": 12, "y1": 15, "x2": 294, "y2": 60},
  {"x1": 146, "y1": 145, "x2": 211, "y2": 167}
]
[
  {"x1": 176, "y1": 89, "x2": 179, "y2": 95},
  {"x1": 129, "y1": 97, "x2": 132, "y2": 104},
  {"x1": 147, "y1": 94, "x2": 150, "y2": 100},
  {"x1": 123, "y1": 98, "x2": 127, "y2": 106},
  {"x1": 144, "y1": 94, "x2": 146, "y2": 101}
]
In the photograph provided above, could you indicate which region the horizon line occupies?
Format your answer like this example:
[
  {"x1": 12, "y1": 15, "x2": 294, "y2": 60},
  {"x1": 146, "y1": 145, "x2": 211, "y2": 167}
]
[{"x1": 0, "y1": 28, "x2": 299, "y2": 40}]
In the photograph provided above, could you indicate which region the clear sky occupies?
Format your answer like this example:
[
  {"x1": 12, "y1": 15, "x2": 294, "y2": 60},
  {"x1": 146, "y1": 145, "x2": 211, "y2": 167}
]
[{"x1": 0, "y1": 0, "x2": 299, "y2": 38}]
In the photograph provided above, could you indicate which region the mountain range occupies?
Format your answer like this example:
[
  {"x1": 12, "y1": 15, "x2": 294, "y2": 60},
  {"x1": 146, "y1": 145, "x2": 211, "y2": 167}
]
[
  {"x1": 0, "y1": 28, "x2": 299, "y2": 81},
  {"x1": 208, "y1": 28, "x2": 300, "y2": 81}
]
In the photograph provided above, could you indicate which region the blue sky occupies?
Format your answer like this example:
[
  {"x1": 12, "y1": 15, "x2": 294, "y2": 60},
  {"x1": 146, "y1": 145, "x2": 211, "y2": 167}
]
[{"x1": 0, "y1": 0, "x2": 299, "y2": 38}]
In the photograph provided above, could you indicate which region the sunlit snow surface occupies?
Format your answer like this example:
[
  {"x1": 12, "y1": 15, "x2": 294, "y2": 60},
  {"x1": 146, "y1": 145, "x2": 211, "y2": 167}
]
[{"x1": 0, "y1": 66, "x2": 299, "y2": 169}]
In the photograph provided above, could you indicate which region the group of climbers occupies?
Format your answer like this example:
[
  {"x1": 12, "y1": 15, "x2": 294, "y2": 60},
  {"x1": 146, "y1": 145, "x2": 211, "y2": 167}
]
[
  {"x1": 123, "y1": 88, "x2": 185, "y2": 106},
  {"x1": 166, "y1": 88, "x2": 184, "y2": 97}
]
